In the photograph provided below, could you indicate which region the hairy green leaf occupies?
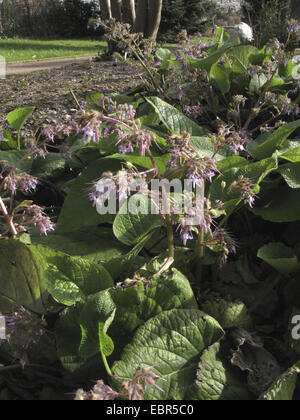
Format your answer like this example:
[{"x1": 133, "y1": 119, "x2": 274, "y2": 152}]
[{"x1": 112, "y1": 309, "x2": 224, "y2": 400}]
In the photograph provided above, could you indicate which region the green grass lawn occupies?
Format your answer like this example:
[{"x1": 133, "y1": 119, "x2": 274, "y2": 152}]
[{"x1": 0, "y1": 38, "x2": 107, "y2": 62}]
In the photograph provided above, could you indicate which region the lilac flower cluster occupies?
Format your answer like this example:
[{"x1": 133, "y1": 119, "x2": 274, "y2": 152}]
[
  {"x1": 168, "y1": 133, "x2": 220, "y2": 183},
  {"x1": 75, "y1": 366, "x2": 165, "y2": 401},
  {"x1": 43, "y1": 98, "x2": 155, "y2": 160},
  {"x1": 215, "y1": 123, "x2": 252, "y2": 154},
  {"x1": 183, "y1": 104, "x2": 203, "y2": 121},
  {"x1": 89, "y1": 168, "x2": 155, "y2": 209},
  {"x1": 264, "y1": 92, "x2": 300, "y2": 117},
  {"x1": 207, "y1": 228, "x2": 237, "y2": 268},
  {"x1": 122, "y1": 366, "x2": 166, "y2": 400},
  {"x1": 17, "y1": 204, "x2": 55, "y2": 235},
  {"x1": 2, "y1": 306, "x2": 45, "y2": 368},
  {"x1": 177, "y1": 198, "x2": 225, "y2": 246},
  {"x1": 75, "y1": 380, "x2": 125, "y2": 401},
  {"x1": 229, "y1": 176, "x2": 256, "y2": 208},
  {"x1": 3, "y1": 173, "x2": 38, "y2": 195}
]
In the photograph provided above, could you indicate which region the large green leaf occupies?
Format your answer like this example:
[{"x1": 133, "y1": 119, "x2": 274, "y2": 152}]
[
  {"x1": 210, "y1": 63, "x2": 231, "y2": 94},
  {"x1": 0, "y1": 239, "x2": 56, "y2": 314},
  {"x1": 279, "y1": 60, "x2": 297, "y2": 78},
  {"x1": 113, "y1": 194, "x2": 164, "y2": 246},
  {"x1": 210, "y1": 156, "x2": 278, "y2": 203},
  {"x1": 252, "y1": 120, "x2": 300, "y2": 160},
  {"x1": 31, "y1": 227, "x2": 130, "y2": 264},
  {"x1": 249, "y1": 74, "x2": 268, "y2": 93},
  {"x1": 109, "y1": 267, "x2": 198, "y2": 350},
  {"x1": 251, "y1": 185, "x2": 300, "y2": 222},
  {"x1": 277, "y1": 162, "x2": 300, "y2": 188},
  {"x1": 45, "y1": 255, "x2": 113, "y2": 306},
  {"x1": 190, "y1": 136, "x2": 234, "y2": 161},
  {"x1": 0, "y1": 130, "x2": 17, "y2": 150},
  {"x1": 156, "y1": 48, "x2": 176, "y2": 61},
  {"x1": 201, "y1": 299, "x2": 252, "y2": 330},
  {"x1": 146, "y1": 97, "x2": 204, "y2": 136},
  {"x1": 257, "y1": 243, "x2": 300, "y2": 274},
  {"x1": 55, "y1": 305, "x2": 83, "y2": 372},
  {"x1": 112, "y1": 309, "x2": 224, "y2": 400},
  {"x1": 187, "y1": 343, "x2": 253, "y2": 400},
  {"x1": 259, "y1": 363, "x2": 300, "y2": 400},
  {"x1": 217, "y1": 156, "x2": 249, "y2": 172},
  {"x1": 109, "y1": 152, "x2": 171, "y2": 175},
  {"x1": 228, "y1": 45, "x2": 259, "y2": 73},
  {"x1": 187, "y1": 43, "x2": 235, "y2": 71},
  {"x1": 79, "y1": 290, "x2": 116, "y2": 363},
  {"x1": 280, "y1": 143, "x2": 300, "y2": 163},
  {"x1": 6, "y1": 106, "x2": 35, "y2": 132},
  {"x1": 31, "y1": 153, "x2": 67, "y2": 179},
  {"x1": 56, "y1": 157, "x2": 121, "y2": 233},
  {"x1": 0, "y1": 150, "x2": 33, "y2": 173}
]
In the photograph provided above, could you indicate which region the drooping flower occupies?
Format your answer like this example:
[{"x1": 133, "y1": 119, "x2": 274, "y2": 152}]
[
  {"x1": 4, "y1": 174, "x2": 39, "y2": 195},
  {"x1": 20, "y1": 205, "x2": 55, "y2": 235},
  {"x1": 74, "y1": 381, "x2": 125, "y2": 401},
  {"x1": 179, "y1": 225, "x2": 194, "y2": 246}
]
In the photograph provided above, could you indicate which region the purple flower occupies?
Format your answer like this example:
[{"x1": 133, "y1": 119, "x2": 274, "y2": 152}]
[
  {"x1": 0, "y1": 132, "x2": 6, "y2": 143},
  {"x1": 118, "y1": 141, "x2": 134, "y2": 158},
  {"x1": 83, "y1": 125, "x2": 98, "y2": 144},
  {"x1": 202, "y1": 170, "x2": 216, "y2": 183},
  {"x1": 24, "y1": 205, "x2": 55, "y2": 235},
  {"x1": 43, "y1": 127, "x2": 56, "y2": 142},
  {"x1": 245, "y1": 195, "x2": 255, "y2": 208},
  {"x1": 183, "y1": 105, "x2": 202, "y2": 121},
  {"x1": 179, "y1": 226, "x2": 194, "y2": 246}
]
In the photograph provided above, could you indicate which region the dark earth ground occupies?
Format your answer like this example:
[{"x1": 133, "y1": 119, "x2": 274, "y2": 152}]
[{"x1": 0, "y1": 59, "x2": 143, "y2": 138}]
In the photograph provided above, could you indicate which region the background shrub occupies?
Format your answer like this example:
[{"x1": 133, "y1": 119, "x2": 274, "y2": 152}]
[
  {"x1": 160, "y1": 0, "x2": 220, "y2": 41},
  {"x1": 242, "y1": 0, "x2": 292, "y2": 47},
  {"x1": 0, "y1": 0, "x2": 100, "y2": 39}
]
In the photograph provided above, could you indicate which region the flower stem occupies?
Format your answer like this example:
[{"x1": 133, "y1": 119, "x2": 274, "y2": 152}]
[
  {"x1": 101, "y1": 352, "x2": 112, "y2": 377},
  {"x1": 196, "y1": 227, "x2": 205, "y2": 284},
  {"x1": 166, "y1": 216, "x2": 174, "y2": 259},
  {"x1": 0, "y1": 196, "x2": 17, "y2": 236}
]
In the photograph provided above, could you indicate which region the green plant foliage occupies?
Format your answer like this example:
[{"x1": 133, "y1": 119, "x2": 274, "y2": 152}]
[
  {"x1": 112, "y1": 309, "x2": 224, "y2": 400},
  {"x1": 201, "y1": 299, "x2": 253, "y2": 330},
  {"x1": 113, "y1": 194, "x2": 164, "y2": 246},
  {"x1": 6, "y1": 107, "x2": 35, "y2": 133},
  {"x1": 187, "y1": 343, "x2": 253, "y2": 400},
  {"x1": 146, "y1": 97, "x2": 204, "y2": 136},
  {"x1": 45, "y1": 255, "x2": 113, "y2": 306},
  {"x1": 31, "y1": 227, "x2": 130, "y2": 263},
  {"x1": 259, "y1": 363, "x2": 300, "y2": 400},
  {"x1": 79, "y1": 290, "x2": 116, "y2": 372},
  {"x1": 56, "y1": 158, "x2": 121, "y2": 233},
  {"x1": 0, "y1": 239, "x2": 56, "y2": 313},
  {"x1": 257, "y1": 242, "x2": 300, "y2": 274},
  {"x1": 1, "y1": 28, "x2": 300, "y2": 400}
]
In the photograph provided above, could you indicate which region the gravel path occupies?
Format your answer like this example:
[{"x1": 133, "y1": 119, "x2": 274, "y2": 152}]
[
  {"x1": 0, "y1": 59, "x2": 143, "y2": 138},
  {"x1": 5, "y1": 56, "x2": 95, "y2": 76}
]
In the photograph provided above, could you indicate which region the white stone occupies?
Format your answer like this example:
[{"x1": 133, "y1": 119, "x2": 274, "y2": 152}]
[
  {"x1": 292, "y1": 55, "x2": 300, "y2": 64},
  {"x1": 225, "y1": 22, "x2": 254, "y2": 42}
]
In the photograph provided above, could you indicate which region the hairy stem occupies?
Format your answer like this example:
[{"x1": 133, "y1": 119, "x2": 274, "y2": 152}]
[
  {"x1": 0, "y1": 196, "x2": 17, "y2": 236},
  {"x1": 166, "y1": 216, "x2": 175, "y2": 259}
]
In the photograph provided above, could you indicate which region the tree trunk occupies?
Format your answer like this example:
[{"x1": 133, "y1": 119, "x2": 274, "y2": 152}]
[
  {"x1": 111, "y1": 0, "x2": 122, "y2": 21},
  {"x1": 146, "y1": 0, "x2": 163, "y2": 40},
  {"x1": 134, "y1": 0, "x2": 162, "y2": 41},
  {"x1": 134, "y1": 0, "x2": 148, "y2": 35},
  {"x1": 99, "y1": 0, "x2": 112, "y2": 19},
  {"x1": 122, "y1": 0, "x2": 136, "y2": 26}
]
